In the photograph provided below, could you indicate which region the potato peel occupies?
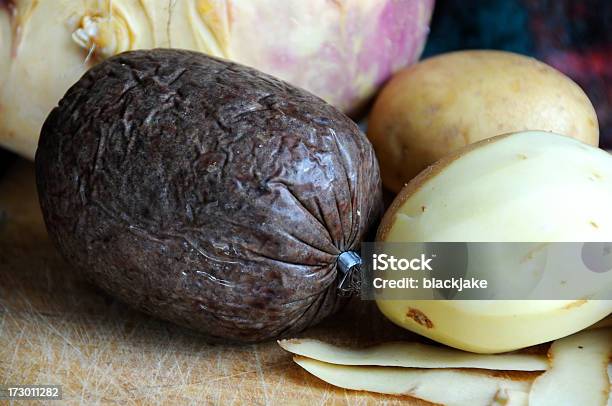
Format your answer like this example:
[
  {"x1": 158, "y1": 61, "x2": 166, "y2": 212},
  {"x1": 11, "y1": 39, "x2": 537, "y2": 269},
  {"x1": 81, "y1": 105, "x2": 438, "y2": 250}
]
[
  {"x1": 528, "y1": 328, "x2": 612, "y2": 406},
  {"x1": 279, "y1": 339, "x2": 548, "y2": 371},
  {"x1": 294, "y1": 356, "x2": 533, "y2": 406}
]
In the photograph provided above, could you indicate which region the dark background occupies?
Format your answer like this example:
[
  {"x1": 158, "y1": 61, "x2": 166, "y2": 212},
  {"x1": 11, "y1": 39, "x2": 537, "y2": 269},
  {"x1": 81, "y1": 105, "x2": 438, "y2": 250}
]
[{"x1": 422, "y1": 0, "x2": 611, "y2": 148}]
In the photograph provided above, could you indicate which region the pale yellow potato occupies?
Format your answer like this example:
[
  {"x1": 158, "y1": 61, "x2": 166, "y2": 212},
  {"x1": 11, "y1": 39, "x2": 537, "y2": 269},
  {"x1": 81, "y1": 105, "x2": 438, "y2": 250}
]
[
  {"x1": 376, "y1": 131, "x2": 612, "y2": 353},
  {"x1": 368, "y1": 50, "x2": 599, "y2": 192}
]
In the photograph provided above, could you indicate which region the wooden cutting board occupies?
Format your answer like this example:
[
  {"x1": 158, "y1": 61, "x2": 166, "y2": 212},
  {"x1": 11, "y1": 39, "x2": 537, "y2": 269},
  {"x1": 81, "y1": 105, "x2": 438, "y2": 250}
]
[{"x1": 0, "y1": 159, "x2": 429, "y2": 405}]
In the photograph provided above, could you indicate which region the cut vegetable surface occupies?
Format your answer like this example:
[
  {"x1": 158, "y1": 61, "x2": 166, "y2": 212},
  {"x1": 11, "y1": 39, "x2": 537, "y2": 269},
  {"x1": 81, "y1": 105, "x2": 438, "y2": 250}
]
[
  {"x1": 377, "y1": 131, "x2": 612, "y2": 353},
  {"x1": 279, "y1": 339, "x2": 548, "y2": 370},
  {"x1": 529, "y1": 328, "x2": 612, "y2": 406},
  {"x1": 294, "y1": 356, "x2": 535, "y2": 406}
]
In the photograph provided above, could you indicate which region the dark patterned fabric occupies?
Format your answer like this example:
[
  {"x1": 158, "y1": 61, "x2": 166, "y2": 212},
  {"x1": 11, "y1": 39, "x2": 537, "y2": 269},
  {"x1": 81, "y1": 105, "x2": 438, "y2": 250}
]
[{"x1": 424, "y1": 0, "x2": 612, "y2": 147}]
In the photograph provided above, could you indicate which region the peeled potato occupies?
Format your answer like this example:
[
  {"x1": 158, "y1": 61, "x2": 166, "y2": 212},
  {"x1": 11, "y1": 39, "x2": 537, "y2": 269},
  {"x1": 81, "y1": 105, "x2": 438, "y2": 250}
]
[
  {"x1": 368, "y1": 50, "x2": 599, "y2": 192},
  {"x1": 377, "y1": 131, "x2": 612, "y2": 353}
]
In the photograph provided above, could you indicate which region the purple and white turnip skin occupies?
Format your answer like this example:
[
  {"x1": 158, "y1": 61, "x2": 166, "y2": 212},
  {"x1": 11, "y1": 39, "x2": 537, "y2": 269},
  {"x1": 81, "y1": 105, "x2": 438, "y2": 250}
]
[
  {"x1": 0, "y1": 0, "x2": 434, "y2": 159},
  {"x1": 229, "y1": 0, "x2": 435, "y2": 115}
]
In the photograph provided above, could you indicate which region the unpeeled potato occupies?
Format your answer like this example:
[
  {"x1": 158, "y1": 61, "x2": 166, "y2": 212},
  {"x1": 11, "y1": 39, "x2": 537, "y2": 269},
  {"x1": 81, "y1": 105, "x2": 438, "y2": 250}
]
[{"x1": 368, "y1": 50, "x2": 599, "y2": 192}]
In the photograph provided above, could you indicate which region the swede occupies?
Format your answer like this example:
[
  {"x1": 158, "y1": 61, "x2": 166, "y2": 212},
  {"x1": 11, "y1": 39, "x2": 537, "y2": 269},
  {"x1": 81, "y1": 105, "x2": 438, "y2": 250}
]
[{"x1": 0, "y1": 0, "x2": 434, "y2": 159}]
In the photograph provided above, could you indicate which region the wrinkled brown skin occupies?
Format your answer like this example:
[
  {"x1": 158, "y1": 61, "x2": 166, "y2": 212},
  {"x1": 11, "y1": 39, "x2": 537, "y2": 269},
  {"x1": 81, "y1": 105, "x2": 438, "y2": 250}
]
[{"x1": 36, "y1": 49, "x2": 383, "y2": 343}]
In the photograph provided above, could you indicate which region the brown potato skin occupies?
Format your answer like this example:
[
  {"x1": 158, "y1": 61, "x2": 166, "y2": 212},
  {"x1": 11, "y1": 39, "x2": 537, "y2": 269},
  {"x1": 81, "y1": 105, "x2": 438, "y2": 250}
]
[
  {"x1": 35, "y1": 49, "x2": 383, "y2": 343},
  {"x1": 368, "y1": 50, "x2": 599, "y2": 193}
]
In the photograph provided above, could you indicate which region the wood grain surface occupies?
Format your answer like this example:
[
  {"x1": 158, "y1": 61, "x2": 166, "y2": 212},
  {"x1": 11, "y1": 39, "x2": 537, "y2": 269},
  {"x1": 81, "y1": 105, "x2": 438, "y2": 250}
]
[{"x1": 0, "y1": 159, "x2": 431, "y2": 405}]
